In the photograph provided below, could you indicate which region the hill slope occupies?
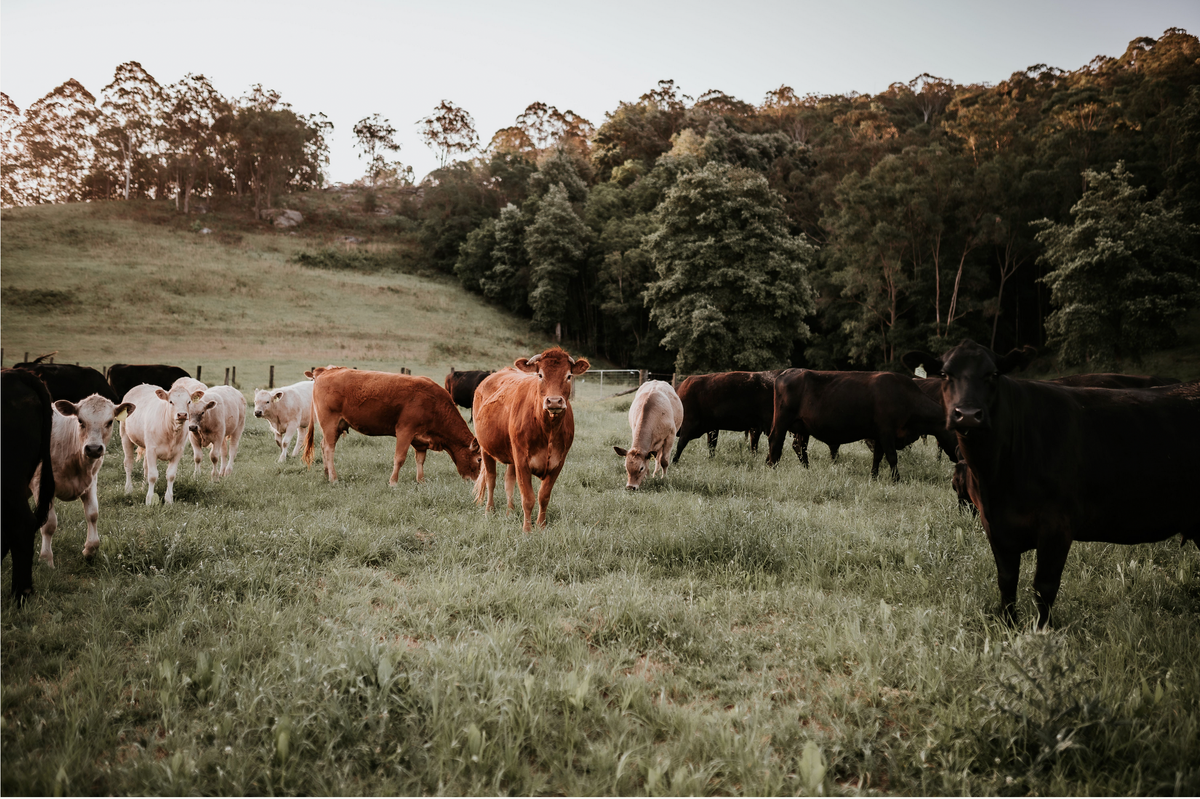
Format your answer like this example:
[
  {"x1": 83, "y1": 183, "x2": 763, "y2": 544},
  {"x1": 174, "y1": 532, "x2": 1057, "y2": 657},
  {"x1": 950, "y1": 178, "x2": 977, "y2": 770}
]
[{"x1": 1, "y1": 199, "x2": 550, "y2": 386}]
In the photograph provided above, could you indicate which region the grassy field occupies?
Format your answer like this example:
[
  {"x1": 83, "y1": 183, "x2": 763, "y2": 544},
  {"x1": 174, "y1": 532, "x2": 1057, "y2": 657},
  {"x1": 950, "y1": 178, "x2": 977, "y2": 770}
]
[{"x1": 2, "y1": 200, "x2": 1199, "y2": 796}]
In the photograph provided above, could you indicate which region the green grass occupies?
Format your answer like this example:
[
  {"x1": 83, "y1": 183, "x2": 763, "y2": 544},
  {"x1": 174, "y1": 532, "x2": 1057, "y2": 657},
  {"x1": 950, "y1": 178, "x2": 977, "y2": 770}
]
[{"x1": 2, "y1": 200, "x2": 1199, "y2": 796}]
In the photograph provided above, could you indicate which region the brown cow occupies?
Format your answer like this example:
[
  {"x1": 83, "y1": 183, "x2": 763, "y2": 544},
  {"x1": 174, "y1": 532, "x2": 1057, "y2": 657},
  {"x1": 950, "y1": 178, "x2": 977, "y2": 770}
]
[
  {"x1": 903, "y1": 340, "x2": 1200, "y2": 628},
  {"x1": 472, "y1": 348, "x2": 590, "y2": 532},
  {"x1": 301, "y1": 366, "x2": 481, "y2": 485}
]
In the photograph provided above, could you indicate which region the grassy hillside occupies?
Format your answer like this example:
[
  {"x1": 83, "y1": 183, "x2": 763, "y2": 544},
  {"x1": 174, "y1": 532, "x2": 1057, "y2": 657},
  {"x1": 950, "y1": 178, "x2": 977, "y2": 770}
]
[
  {"x1": 2, "y1": 199, "x2": 1198, "y2": 796},
  {"x1": 1, "y1": 198, "x2": 549, "y2": 385}
]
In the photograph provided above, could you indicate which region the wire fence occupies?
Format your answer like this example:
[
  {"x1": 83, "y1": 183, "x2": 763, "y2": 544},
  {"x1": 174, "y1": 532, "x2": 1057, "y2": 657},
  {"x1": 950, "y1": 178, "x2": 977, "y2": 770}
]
[{"x1": 574, "y1": 369, "x2": 681, "y2": 401}]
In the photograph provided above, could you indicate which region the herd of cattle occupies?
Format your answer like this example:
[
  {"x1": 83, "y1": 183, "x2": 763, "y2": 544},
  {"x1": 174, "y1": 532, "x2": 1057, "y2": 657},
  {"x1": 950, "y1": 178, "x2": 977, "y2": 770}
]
[{"x1": 3, "y1": 341, "x2": 1199, "y2": 629}]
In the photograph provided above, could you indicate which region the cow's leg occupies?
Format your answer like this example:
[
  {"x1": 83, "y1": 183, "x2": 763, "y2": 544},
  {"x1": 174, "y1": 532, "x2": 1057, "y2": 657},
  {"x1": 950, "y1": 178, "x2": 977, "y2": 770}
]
[
  {"x1": 414, "y1": 448, "x2": 427, "y2": 483},
  {"x1": 791, "y1": 433, "x2": 805, "y2": 463},
  {"x1": 706, "y1": 430, "x2": 718, "y2": 457},
  {"x1": 163, "y1": 451, "x2": 182, "y2": 505},
  {"x1": 290, "y1": 425, "x2": 307, "y2": 458},
  {"x1": 273, "y1": 425, "x2": 287, "y2": 461},
  {"x1": 882, "y1": 438, "x2": 900, "y2": 482},
  {"x1": 535, "y1": 469, "x2": 561, "y2": 529},
  {"x1": 748, "y1": 429, "x2": 761, "y2": 453},
  {"x1": 143, "y1": 445, "x2": 160, "y2": 505},
  {"x1": 870, "y1": 440, "x2": 887, "y2": 479},
  {"x1": 208, "y1": 440, "x2": 221, "y2": 480},
  {"x1": 81, "y1": 479, "x2": 101, "y2": 558},
  {"x1": 829, "y1": 443, "x2": 840, "y2": 462},
  {"x1": 38, "y1": 501, "x2": 59, "y2": 567},
  {"x1": 989, "y1": 540, "x2": 1022, "y2": 625},
  {"x1": 320, "y1": 418, "x2": 343, "y2": 482},
  {"x1": 481, "y1": 453, "x2": 497, "y2": 512},
  {"x1": 1033, "y1": 532, "x2": 1072, "y2": 629},
  {"x1": 390, "y1": 432, "x2": 413, "y2": 486},
  {"x1": 4, "y1": 493, "x2": 37, "y2": 602},
  {"x1": 122, "y1": 431, "x2": 137, "y2": 495},
  {"x1": 513, "y1": 463, "x2": 537, "y2": 532},
  {"x1": 504, "y1": 463, "x2": 516, "y2": 514},
  {"x1": 225, "y1": 425, "x2": 243, "y2": 477},
  {"x1": 190, "y1": 432, "x2": 204, "y2": 476}
]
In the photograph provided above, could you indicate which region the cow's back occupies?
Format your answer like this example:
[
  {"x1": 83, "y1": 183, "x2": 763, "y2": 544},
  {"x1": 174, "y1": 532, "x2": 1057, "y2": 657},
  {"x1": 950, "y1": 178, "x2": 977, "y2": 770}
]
[
  {"x1": 473, "y1": 369, "x2": 532, "y2": 465},
  {"x1": 679, "y1": 372, "x2": 774, "y2": 430},
  {"x1": 108, "y1": 364, "x2": 191, "y2": 399}
]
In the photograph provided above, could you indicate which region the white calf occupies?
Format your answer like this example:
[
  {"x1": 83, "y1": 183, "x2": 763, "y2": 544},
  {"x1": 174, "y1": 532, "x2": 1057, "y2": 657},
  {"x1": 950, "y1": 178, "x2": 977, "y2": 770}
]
[
  {"x1": 120, "y1": 383, "x2": 191, "y2": 505},
  {"x1": 252, "y1": 380, "x2": 314, "y2": 462},
  {"x1": 613, "y1": 380, "x2": 685, "y2": 490},
  {"x1": 186, "y1": 385, "x2": 246, "y2": 478},
  {"x1": 30, "y1": 394, "x2": 134, "y2": 566},
  {"x1": 171, "y1": 376, "x2": 208, "y2": 470}
]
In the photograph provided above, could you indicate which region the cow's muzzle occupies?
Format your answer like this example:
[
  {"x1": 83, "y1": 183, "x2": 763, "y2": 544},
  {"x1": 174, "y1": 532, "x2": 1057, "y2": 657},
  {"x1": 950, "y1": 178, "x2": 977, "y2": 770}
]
[
  {"x1": 84, "y1": 444, "x2": 104, "y2": 460},
  {"x1": 950, "y1": 406, "x2": 986, "y2": 430},
  {"x1": 188, "y1": 424, "x2": 200, "y2": 433},
  {"x1": 544, "y1": 397, "x2": 567, "y2": 415},
  {"x1": 625, "y1": 484, "x2": 638, "y2": 491},
  {"x1": 254, "y1": 410, "x2": 263, "y2": 417}
]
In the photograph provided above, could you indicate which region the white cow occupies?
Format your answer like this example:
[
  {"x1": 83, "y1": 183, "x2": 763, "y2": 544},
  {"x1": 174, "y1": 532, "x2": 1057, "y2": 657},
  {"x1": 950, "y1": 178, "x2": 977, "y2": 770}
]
[
  {"x1": 186, "y1": 385, "x2": 246, "y2": 478},
  {"x1": 30, "y1": 394, "x2": 134, "y2": 567},
  {"x1": 120, "y1": 381, "x2": 193, "y2": 504},
  {"x1": 613, "y1": 380, "x2": 685, "y2": 490},
  {"x1": 171, "y1": 376, "x2": 208, "y2": 469},
  {"x1": 252, "y1": 381, "x2": 314, "y2": 462}
]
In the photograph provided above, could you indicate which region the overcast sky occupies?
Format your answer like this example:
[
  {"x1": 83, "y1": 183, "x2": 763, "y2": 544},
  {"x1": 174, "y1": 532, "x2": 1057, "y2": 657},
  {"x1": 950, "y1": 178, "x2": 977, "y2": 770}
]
[{"x1": 2, "y1": 0, "x2": 1197, "y2": 185}]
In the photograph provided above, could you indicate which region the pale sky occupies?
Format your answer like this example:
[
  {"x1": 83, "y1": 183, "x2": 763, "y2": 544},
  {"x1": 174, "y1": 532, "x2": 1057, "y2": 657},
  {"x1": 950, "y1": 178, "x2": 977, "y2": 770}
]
[{"x1": 2, "y1": 0, "x2": 1197, "y2": 185}]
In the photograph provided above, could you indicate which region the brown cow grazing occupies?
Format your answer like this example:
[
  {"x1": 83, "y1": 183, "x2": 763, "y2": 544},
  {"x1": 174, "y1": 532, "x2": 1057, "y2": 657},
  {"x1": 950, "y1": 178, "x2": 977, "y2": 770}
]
[
  {"x1": 302, "y1": 366, "x2": 481, "y2": 485},
  {"x1": 766, "y1": 369, "x2": 958, "y2": 479},
  {"x1": 2, "y1": 369, "x2": 56, "y2": 603},
  {"x1": 903, "y1": 339, "x2": 1200, "y2": 628},
  {"x1": 614, "y1": 380, "x2": 684, "y2": 490},
  {"x1": 473, "y1": 348, "x2": 590, "y2": 531}
]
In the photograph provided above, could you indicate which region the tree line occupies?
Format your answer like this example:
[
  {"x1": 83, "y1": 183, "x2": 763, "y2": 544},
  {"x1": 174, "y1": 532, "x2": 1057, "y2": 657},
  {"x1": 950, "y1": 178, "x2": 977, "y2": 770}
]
[{"x1": 4, "y1": 31, "x2": 1199, "y2": 372}]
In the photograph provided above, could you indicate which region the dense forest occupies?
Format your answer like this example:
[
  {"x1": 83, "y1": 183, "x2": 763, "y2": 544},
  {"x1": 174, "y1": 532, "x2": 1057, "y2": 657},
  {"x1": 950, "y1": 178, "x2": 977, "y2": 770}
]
[{"x1": 3, "y1": 29, "x2": 1198, "y2": 372}]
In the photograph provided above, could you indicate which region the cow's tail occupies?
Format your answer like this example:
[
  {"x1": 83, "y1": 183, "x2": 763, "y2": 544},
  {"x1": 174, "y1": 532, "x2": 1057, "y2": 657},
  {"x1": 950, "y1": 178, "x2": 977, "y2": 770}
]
[
  {"x1": 472, "y1": 466, "x2": 487, "y2": 505},
  {"x1": 302, "y1": 396, "x2": 317, "y2": 467},
  {"x1": 29, "y1": 373, "x2": 56, "y2": 529}
]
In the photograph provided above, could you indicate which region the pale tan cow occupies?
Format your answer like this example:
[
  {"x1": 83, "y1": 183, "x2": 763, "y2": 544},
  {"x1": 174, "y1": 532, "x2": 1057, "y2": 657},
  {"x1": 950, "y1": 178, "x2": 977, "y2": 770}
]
[
  {"x1": 613, "y1": 380, "x2": 684, "y2": 490},
  {"x1": 253, "y1": 380, "x2": 314, "y2": 462},
  {"x1": 30, "y1": 394, "x2": 133, "y2": 566},
  {"x1": 186, "y1": 385, "x2": 247, "y2": 479},
  {"x1": 120, "y1": 382, "x2": 191, "y2": 505}
]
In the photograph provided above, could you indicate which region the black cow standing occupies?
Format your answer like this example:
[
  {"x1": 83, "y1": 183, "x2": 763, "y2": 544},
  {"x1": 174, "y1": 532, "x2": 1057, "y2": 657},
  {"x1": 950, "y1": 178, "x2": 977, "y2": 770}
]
[
  {"x1": 107, "y1": 363, "x2": 192, "y2": 400},
  {"x1": 766, "y1": 369, "x2": 958, "y2": 479},
  {"x1": 2, "y1": 369, "x2": 56, "y2": 603},
  {"x1": 444, "y1": 368, "x2": 494, "y2": 422},
  {"x1": 672, "y1": 371, "x2": 780, "y2": 463},
  {"x1": 14, "y1": 354, "x2": 116, "y2": 402},
  {"x1": 904, "y1": 340, "x2": 1200, "y2": 628}
]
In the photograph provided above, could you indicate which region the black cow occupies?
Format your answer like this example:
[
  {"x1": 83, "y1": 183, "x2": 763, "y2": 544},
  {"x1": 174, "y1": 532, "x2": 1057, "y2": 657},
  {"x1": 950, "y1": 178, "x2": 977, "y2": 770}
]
[
  {"x1": 904, "y1": 339, "x2": 1200, "y2": 628},
  {"x1": 444, "y1": 368, "x2": 494, "y2": 420},
  {"x1": 672, "y1": 372, "x2": 780, "y2": 463},
  {"x1": 14, "y1": 354, "x2": 116, "y2": 402},
  {"x1": 107, "y1": 363, "x2": 192, "y2": 400},
  {"x1": 766, "y1": 369, "x2": 958, "y2": 480},
  {"x1": 2, "y1": 369, "x2": 56, "y2": 603}
]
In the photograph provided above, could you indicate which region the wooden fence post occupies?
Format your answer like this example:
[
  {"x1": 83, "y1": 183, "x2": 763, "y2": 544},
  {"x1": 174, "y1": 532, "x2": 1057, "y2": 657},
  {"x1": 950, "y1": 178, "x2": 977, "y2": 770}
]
[
  {"x1": 639, "y1": 369, "x2": 647, "y2": 386},
  {"x1": 232, "y1": 366, "x2": 237, "y2": 385},
  {"x1": 671, "y1": 373, "x2": 678, "y2": 389},
  {"x1": 224, "y1": 367, "x2": 230, "y2": 386},
  {"x1": 24, "y1": 352, "x2": 30, "y2": 363},
  {"x1": 196, "y1": 365, "x2": 202, "y2": 381},
  {"x1": 269, "y1": 365, "x2": 275, "y2": 388}
]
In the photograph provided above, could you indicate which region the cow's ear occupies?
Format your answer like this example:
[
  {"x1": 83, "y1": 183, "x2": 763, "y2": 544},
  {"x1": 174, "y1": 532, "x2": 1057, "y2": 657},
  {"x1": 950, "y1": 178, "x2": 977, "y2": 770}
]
[
  {"x1": 514, "y1": 358, "x2": 537, "y2": 373},
  {"x1": 53, "y1": 399, "x2": 78, "y2": 417},
  {"x1": 570, "y1": 358, "x2": 591, "y2": 376},
  {"x1": 204, "y1": 400, "x2": 217, "y2": 411},
  {"x1": 902, "y1": 351, "x2": 943, "y2": 376},
  {"x1": 304, "y1": 370, "x2": 314, "y2": 379},
  {"x1": 190, "y1": 390, "x2": 206, "y2": 402},
  {"x1": 996, "y1": 345, "x2": 1037, "y2": 375},
  {"x1": 155, "y1": 388, "x2": 170, "y2": 401},
  {"x1": 114, "y1": 402, "x2": 134, "y2": 421},
  {"x1": 647, "y1": 450, "x2": 658, "y2": 461},
  {"x1": 614, "y1": 446, "x2": 628, "y2": 457},
  {"x1": 273, "y1": 392, "x2": 283, "y2": 401}
]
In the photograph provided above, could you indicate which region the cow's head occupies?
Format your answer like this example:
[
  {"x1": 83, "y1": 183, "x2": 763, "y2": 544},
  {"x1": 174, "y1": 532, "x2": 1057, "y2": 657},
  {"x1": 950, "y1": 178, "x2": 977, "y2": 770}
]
[
  {"x1": 253, "y1": 388, "x2": 283, "y2": 418},
  {"x1": 514, "y1": 348, "x2": 590, "y2": 418},
  {"x1": 451, "y1": 437, "x2": 484, "y2": 481},
  {"x1": 187, "y1": 391, "x2": 217, "y2": 434},
  {"x1": 902, "y1": 340, "x2": 1035, "y2": 432},
  {"x1": 54, "y1": 394, "x2": 134, "y2": 461},
  {"x1": 614, "y1": 446, "x2": 656, "y2": 490},
  {"x1": 165, "y1": 381, "x2": 201, "y2": 426}
]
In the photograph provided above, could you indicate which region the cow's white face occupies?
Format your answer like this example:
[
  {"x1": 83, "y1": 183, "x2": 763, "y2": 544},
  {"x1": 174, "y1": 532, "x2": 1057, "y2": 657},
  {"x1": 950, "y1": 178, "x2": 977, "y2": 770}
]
[
  {"x1": 165, "y1": 385, "x2": 197, "y2": 425},
  {"x1": 55, "y1": 395, "x2": 133, "y2": 461},
  {"x1": 187, "y1": 394, "x2": 217, "y2": 434},
  {"x1": 253, "y1": 389, "x2": 279, "y2": 418},
  {"x1": 613, "y1": 446, "x2": 656, "y2": 490}
]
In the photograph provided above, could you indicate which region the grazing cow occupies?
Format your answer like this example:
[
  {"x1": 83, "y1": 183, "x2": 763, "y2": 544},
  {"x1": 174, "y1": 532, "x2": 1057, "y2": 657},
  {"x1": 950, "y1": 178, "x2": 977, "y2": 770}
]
[
  {"x1": 14, "y1": 354, "x2": 116, "y2": 402},
  {"x1": 903, "y1": 339, "x2": 1200, "y2": 627},
  {"x1": 672, "y1": 372, "x2": 779, "y2": 463},
  {"x1": 107, "y1": 363, "x2": 191, "y2": 400},
  {"x1": 302, "y1": 366, "x2": 481, "y2": 485},
  {"x1": 186, "y1": 385, "x2": 246, "y2": 479},
  {"x1": 766, "y1": 369, "x2": 958, "y2": 480},
  {"x1": 473, "y1": 348, "x2": 590, "y2": 531},
  {"x1": 253, "y1": 381, "x2": 314, "y2": 462},
  {"x1": 614, "y1": 380, "x2": 685, "y2": 490},
  {"x1": 31, "y1": 394, "x2": 134, "y2": 567},
  {"x1": 1048, "y1": 373, "x2": 1181, "y2": 389},
  {"x1": 444, "y1": 368, "x2": 495, "y2": 420},
  {"x1": 119, "y1": 381, "x2": 194, "y2": 505},
  {"x1": 1, "y1": 369, "x2": 56, "y2": 602}
]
